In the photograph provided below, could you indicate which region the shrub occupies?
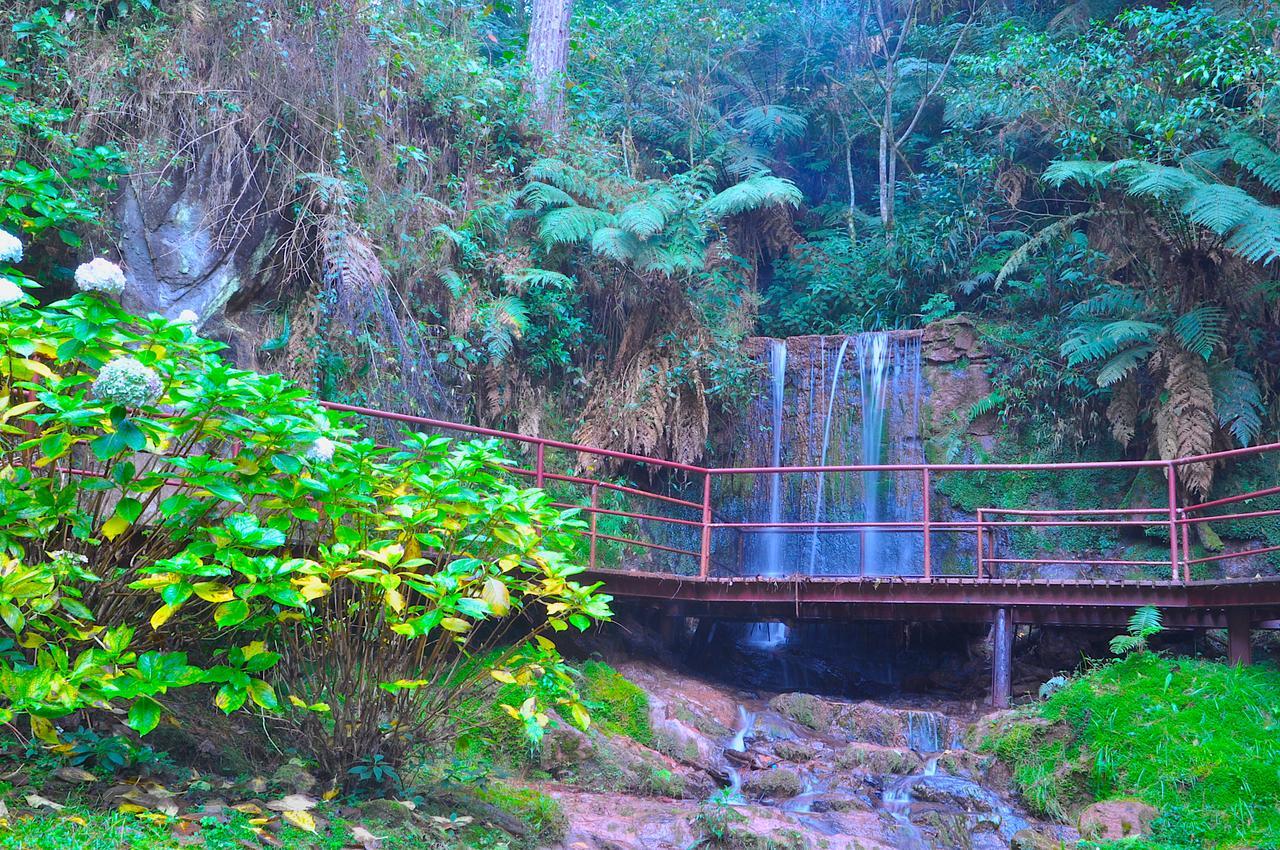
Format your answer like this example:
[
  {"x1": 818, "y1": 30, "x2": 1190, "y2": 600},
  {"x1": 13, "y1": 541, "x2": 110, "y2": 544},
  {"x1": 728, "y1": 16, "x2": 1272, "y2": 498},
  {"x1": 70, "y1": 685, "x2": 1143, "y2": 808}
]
[{"x1": 0, "y1": 243, "x2": 612, "y2": 781}]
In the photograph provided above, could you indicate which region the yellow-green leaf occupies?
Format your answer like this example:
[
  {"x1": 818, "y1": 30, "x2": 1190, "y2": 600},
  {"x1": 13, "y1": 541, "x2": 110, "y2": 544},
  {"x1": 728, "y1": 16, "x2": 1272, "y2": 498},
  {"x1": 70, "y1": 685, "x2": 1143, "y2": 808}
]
[
  {"x1": 101, "y1": 514, "x2": 130, "y2": 541},
  {"x1": 192, "y1": 582, "x2": 235, "y2": 603},
  {"x1": 481, "y1": 577, "x2": 511, "y2": 616},
  {"x1": 150, "y1": 604, "x2": 177, "y2": 631},
  {"x1": 440, "y1": 617, "x2": 471, "y2": 633}
]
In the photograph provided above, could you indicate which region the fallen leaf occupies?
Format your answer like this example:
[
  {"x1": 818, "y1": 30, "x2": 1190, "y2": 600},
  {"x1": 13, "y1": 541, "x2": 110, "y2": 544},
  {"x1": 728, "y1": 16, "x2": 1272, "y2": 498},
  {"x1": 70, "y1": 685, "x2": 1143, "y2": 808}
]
[
  {"x1": 266, "y1": 794, "x2": 317, "y2": 812},
  {"x1": 52, "y1": 766, "x2": 98, "y2": 784},
  {"x1": 351, "y1": 825, "x2": 383, "y2": 849},
  {"x1": 281, "y1": 810, "x2": 316, "y2": 833},
  {"x1": 232, "y1": 803, "x2": 264, "y2": 815},
  {"x1": 25, "y1": 794, "x2": 64, "y2": 811}
]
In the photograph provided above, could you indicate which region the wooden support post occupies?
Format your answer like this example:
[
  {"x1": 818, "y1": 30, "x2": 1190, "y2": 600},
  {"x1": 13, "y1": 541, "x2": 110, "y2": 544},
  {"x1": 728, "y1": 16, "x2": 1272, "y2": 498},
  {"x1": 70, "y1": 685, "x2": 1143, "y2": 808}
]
[
  {"x1": 991, "y1": 607, "x2": 1013, "y2": 709},
  {"x1": 1227, "y1": 608, "x2": 1252, "y2": 667}
]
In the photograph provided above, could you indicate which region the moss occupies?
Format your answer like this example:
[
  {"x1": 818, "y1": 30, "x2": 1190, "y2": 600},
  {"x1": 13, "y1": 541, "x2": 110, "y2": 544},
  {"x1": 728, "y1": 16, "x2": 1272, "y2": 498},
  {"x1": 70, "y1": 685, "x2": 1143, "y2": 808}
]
[
  {"x1": 741, "y1": 767, "x2": 804, "y2": 799},
  {"x1": 768, "y1": 693, "x2": 833, "y2": 731},
  {"x1": 581, "y1": 661, "x2": 653, "y2": 746},
  {"x1": 472, "y1": 782, "x2": 568, "y2": 847},
  {"x1": 833, "y1": 743, "x2": 921, "y2": 775},
  {"x1": 772, "y1": 741, "x2": 817, "y2": 762}
]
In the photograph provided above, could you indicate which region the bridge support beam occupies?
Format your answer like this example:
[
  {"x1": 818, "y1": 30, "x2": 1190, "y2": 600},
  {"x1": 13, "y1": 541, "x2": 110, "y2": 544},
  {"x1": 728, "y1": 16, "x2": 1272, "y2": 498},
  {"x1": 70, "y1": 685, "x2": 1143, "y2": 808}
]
[
  {"x1": 991, "y1": 607, "x2": 1013, "y2": 709},
  {"x1": 1227, "y1": 608, "x2": 1252, "y2": 666}
]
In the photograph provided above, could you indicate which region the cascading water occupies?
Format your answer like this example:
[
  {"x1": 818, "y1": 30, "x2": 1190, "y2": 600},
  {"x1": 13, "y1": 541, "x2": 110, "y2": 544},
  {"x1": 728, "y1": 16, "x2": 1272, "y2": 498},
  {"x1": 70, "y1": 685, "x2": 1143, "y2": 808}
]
[
  {"x1": 855, "y1": 333, "x2": 891, "y2": 573},
  {"x1": 806, "y1": 337, "x2": 851, "y2": 574},
  {"x1": 726, "y1": 333, "x2": 924, "y2": 578},
  {"x1": 762, "y1": 339, "x2": 788, "y2": 575}
]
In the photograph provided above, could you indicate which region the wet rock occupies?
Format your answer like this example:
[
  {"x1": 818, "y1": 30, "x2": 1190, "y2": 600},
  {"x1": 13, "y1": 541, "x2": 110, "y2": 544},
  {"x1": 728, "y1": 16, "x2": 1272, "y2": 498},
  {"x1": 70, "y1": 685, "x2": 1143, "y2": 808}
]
[
  {"x1": 768, "y1": 693, "x2": 833, "y2": 731},
  {"x1": 540, "y1": 724, "x2": 598, "y2": 771},
  {"x1": 922, "y1": 316, "x2": 990, "y2": 363},
  {"x1": 935, "y1": 748, "x2": 992, "y2": 778},
  {"x1": 772, "y1": 741, "x2": 817, "y2": 763},
  {"x1": 809, "y1": 795, "x2": 873, "y2": 813},
  {"x1": 741, "y1": 768, "x2": 804, "y2": 800},
  {"x1": 835, "y1": 702, "x2": 951, "y2": 749},
  {"x1": 1078, "y1": 800, "x2": 1159, "y2": 841},
  {"x1": 834, "y1": 743, "x2": 923, "y2": 775},
  {"x1": 908, "y1": 776, "x2": 999, "y2": 812},
  {"x1": 1012, "y1": 826, "x2": 1068, "y2": 850}
]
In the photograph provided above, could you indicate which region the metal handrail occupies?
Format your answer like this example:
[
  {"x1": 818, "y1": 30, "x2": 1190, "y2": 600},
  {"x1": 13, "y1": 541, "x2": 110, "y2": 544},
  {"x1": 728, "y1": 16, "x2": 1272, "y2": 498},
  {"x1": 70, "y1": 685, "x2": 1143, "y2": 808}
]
[{"x1": 322, "y1": 401, "x2": 1280, "y2": 585}]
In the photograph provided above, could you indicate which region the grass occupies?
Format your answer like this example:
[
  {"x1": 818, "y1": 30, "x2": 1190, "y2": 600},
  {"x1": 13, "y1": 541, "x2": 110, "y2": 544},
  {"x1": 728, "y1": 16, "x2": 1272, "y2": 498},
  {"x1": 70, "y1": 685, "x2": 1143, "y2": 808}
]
[
  {"x1": 0, "y1": 806, "x2": 516, "y2": 850},
  {"x1": 981, "y1": 653, "x2": 1280, "y2": 849}
]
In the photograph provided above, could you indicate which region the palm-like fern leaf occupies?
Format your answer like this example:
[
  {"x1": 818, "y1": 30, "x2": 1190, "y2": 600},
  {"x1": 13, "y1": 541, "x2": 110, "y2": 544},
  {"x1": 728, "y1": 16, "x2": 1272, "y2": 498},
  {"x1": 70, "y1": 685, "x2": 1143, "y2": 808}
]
[
  {"x1": 738, "y1": 104, "x2": 807, "y2": 144},
  {"x1": 1180, "y1": 183, "x2": 1255, "y2": 232},
  {"x1": 591, "y1": 226, "x2": 643, "y2": 262},
  {"x1": 1210, "y1": 366, "x2": 1265, "y2": 446},
  {"x1": 1170, "y1": 305, "x2": 1225, "y2": 360},
  {"x1": 700, "y1": 174, "x2": 803, "y2": 219},
  {"x1": 538, "y1": 205, "x2": 615, "y2": 247},
  {"x1": 1225, "y1": 131, "x2": 1280, "y2": 192}
]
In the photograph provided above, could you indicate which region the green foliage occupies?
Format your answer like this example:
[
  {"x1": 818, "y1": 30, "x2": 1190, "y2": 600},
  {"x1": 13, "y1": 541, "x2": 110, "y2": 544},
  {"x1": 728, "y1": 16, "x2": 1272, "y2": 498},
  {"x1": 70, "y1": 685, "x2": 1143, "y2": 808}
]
[
  {"x1": 472, "y1": 782, "x2": 569, "y2": 848},
  {"x1": 1108, "y1": 606, "x2": 1163, "y2": 656},
  {"x1": 984, "y1": 655, "x2": 1280, "y2": 849},
  {"x1": 0, "y1": 249, "x2": 612, "y2": 781}
]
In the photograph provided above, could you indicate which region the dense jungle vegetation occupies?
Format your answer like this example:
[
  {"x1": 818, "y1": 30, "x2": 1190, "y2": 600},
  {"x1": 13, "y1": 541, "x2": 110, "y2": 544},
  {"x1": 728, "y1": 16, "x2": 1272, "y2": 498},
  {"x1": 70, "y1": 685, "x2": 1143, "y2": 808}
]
[{"x1": 2, "y1": 0, "x2": 1280, "y2": 848}]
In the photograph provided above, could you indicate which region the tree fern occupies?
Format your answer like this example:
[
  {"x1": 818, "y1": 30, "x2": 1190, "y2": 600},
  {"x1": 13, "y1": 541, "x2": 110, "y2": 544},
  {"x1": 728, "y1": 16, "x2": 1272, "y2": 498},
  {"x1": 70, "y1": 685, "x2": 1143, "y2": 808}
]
[
  {"x1": 700, "y1": 174, "x2": 803, "y2": 219},
  {"x1": 1181, "y1": 182, "x2": 1255, "y2": 232},
  {"x1": 520, "y1": 181, "x2": 575, "y2": 212},
  {"x1": 737, "y1": 104, "x2": 807, "y2": 144},
  {"x1": 479, "y1": 295, "x2": 528, "y2": 362},
  {"x1": 525, "y1": 158, "x2": 606, "y2": 204},
  {"x1": 618, "y1": 198, "x2": 670, "y2": 239}
]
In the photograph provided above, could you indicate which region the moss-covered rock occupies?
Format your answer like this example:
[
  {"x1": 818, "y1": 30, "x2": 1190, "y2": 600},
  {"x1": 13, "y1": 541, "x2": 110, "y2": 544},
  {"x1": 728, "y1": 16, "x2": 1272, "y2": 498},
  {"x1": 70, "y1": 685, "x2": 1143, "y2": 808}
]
[
  {"x1": 473, "y1": 782, "x2": 568, "y2": 847},
  {"x1": 768, "y1": 693, "x2": 833, "y2": 731},
  {"x1": 772, "y1": 741, "x2": 818, "y2": 763},
  {"x1": 833, "y1": 743, "x2": 922, "y2": 775},
  {"x1": 581, "y1": 660, "x2": 653, "y2": 746},
  {"x1": 741, "y1": 767, "x2": 804, "y2": 800}
]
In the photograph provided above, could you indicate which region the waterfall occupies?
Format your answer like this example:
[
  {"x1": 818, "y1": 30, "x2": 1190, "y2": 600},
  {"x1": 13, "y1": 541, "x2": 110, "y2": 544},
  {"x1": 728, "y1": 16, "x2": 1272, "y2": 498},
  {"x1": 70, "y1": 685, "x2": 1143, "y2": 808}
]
[
  {"x1": 761, "y1": 339, "x2": 788, "y2": 576},
  {"x1": 855, "y1": 333, "x2": 891, "y2": 573},
  {"x1": 807, "y1": 337, "x2": 851, "y2": 574}
]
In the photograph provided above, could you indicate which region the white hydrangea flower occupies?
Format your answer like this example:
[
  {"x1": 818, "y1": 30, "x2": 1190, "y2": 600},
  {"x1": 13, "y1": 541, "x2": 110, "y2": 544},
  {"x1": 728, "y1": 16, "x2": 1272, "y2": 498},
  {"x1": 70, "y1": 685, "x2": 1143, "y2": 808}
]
[
  {"x1": 75, "y1": 258, "x2": 128, "y2": 296},
  {"x1": 0, "y1": 230, "x2": 22, "y2": 264},
  {"x1": 305, "y1": 436, "x2": 337, "y2": 462},
  {"x1": 175, "y1": 309, "x2": 200, "y2": 325},
  {"x1": 0, "y1": 278, "x2": 25, "y2": 308},
  {"x1": 93, "y1": 357, "x2": 163, "y2": 408}
]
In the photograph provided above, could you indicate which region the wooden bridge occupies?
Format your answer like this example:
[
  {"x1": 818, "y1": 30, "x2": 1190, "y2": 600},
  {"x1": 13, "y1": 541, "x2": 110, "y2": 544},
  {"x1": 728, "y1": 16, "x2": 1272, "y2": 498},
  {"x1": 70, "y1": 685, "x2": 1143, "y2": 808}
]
[{"x1": 329, "y1": 402, "x2": 1280, "y2": 705}]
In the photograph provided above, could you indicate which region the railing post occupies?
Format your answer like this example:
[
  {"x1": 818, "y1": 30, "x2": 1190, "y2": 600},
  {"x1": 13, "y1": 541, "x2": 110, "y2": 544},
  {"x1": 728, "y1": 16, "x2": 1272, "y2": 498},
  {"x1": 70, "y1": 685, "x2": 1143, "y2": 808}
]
[
  {"x1": 1166, "y1": 461, "x2": 1179, "y2": 583},
  {"x1": 922, "y1": 468, "x2": 932, "y2": 580},
  {"x1": 534, "y1": 443, "x2": 546, "y2": 489},
  {"x1": 589, "y1": 483, "x2": 599, "y2": 571},
  {"x1": 976, "y1": 509, "x2": 984, "y2": 579},
  {"x1": 1179, "y1": 508, "x2": 1191, "y2": 583},
  {"x1": 698, "y1": 472, "x2": 712, "y2": 579}
]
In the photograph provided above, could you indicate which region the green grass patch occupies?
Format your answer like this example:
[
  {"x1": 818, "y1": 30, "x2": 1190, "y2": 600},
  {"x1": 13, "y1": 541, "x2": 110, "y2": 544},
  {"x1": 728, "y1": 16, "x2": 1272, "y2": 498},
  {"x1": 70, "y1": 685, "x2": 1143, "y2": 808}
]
[{"x1": 982, "y1": 654, "x2": 1280, "y2": 849}]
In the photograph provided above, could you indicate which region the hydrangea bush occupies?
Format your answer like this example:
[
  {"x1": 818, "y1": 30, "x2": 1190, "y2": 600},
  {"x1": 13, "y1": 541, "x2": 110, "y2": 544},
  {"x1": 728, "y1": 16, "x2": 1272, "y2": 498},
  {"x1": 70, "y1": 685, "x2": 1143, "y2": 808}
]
[{"x1": 0, "y1": 234, "x2": 609, "y2": 781}]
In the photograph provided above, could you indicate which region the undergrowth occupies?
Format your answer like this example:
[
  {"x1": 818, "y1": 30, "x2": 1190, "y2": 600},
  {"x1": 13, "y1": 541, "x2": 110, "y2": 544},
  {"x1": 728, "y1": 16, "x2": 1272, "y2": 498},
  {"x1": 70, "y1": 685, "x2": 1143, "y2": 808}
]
[{"x1": 982, "y1": 654, "x2": 1280, "y2": 849}]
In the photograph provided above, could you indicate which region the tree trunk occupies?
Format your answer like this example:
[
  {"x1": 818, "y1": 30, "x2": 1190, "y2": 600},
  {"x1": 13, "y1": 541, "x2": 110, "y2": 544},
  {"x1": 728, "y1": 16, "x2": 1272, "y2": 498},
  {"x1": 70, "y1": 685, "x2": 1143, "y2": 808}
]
[{"x1": 526, "y1": 0, "x2": 574, "y2": 134}]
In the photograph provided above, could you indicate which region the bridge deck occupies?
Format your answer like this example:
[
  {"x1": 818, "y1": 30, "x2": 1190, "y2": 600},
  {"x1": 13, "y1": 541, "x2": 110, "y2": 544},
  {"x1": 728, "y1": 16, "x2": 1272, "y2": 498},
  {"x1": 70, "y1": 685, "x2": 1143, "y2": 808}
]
[{"x1": 585, "y1": 570, "x2": 1280, "y2": 628}]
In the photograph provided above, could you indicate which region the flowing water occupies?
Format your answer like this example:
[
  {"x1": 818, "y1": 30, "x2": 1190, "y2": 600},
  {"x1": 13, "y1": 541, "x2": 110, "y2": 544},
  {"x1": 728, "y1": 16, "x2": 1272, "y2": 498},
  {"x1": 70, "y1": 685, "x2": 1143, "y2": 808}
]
[{"x1": 725, "y1": 333, "x2": 925, "y2": 578}]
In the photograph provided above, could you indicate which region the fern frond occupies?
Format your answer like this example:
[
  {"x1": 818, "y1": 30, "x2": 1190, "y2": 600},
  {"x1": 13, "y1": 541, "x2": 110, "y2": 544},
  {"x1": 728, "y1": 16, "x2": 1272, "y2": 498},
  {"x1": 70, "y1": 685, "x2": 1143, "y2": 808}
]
[
  {"x1": 525, "y1": 158, "x2": 606, "y2": 204},
  {"x1": 1210, "y1": 365, "x2": 1265, "y2": 447},
  {"x1": 994, "y1": 212, "x2": 1093, "y2": 289},
  {"x1": 738, "y1": 104, "x2": 807, "y2": 143},
  {"x1": 1223, "y1": 207, "x2": 1280, "y2": 265},
  {"x1": 1170, "y1": 305, "x2": 1225, "y2": 360},
  {"x1": 700, "y1": 174, "x2": 803, "y2": 219},
  {"x1": 1180, "y1": 183, "x2": 1255, "y2": 232},
  {"x1": 505, "y1": 268, "x2": 574, "y2": 290},
  {"x1": 520, "y1": 181, "x2": 576, "y2": 212},
  {"x1": 1042, "y1": 159, "x2": 1115, "y2": 188},
  {"x1": 538, "y1": 205, "x2": 615, "y2": 247},
  {"x1": 591, "y1": 226, "x2": 642, "y2": 262},
  {"x1": 480, "y1": 295, "x2": 529, "y2": 362},
  {"x1": 1096, "y1": 344, "x2": 1157, "y2": 386},
  {"x1": 1123, "y1": 164, "x2": 1200, "y2": 200},
  {"x1": 618, "y1": 200, "x2": 668, "y2": 239},
  {"x1": 1068, "y1": 287, "x2": 1148, "y2": 318},
  {"x1": 1225, "y1": 131, "x2": 1280, "y2": 192}
]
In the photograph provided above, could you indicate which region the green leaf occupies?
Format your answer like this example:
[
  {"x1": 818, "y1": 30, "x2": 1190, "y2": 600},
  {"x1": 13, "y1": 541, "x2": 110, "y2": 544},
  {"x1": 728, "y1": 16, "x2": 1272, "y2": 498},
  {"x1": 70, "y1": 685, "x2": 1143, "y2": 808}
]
[
  {"x1": 127, "y1": 696, "x2": 163, "y2": 735},
  {"x1": 214, "y1": 599, "x2": 250, "y2": 628}
]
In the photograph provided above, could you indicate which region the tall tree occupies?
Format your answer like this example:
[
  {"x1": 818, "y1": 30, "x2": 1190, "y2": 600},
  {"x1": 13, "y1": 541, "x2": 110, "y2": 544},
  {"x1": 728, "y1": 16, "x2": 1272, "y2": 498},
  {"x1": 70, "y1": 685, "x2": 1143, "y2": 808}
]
[
  {"x1": 526, "y1": 0, "x2": 574, "y2": 133},
  {"x1": 848, "y1": 0, "x2": 979, "y2": 230}
]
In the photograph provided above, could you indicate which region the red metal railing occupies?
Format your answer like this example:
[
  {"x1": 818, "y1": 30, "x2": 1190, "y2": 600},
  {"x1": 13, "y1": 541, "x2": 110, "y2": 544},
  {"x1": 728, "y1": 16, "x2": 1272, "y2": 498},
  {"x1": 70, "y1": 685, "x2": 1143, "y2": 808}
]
[{"x1": 322, "y1": 401, "x2": 1280, "y2": 584}]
